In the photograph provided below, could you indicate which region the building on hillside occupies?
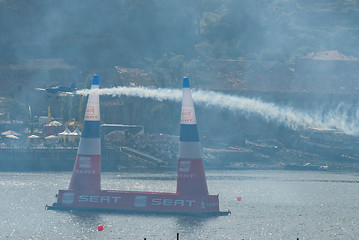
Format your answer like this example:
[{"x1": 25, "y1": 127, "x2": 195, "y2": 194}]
[
  {"x1": 198, "y1": 59, "x2": 293, "y2": 92},
  {"x1": 295, "y1": 50, "x2": 359, "y2": 74},
  {"x1": 294, "y1": 50, "x2": 359, "y2": 93},
  {"x1": 114, "y1": 66, "x2": 155, "y2": 87}
]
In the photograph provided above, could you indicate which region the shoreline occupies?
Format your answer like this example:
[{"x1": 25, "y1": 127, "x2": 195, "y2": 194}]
[{"x1": 0, "y1": 147, "x2": 358, "y2": 172}]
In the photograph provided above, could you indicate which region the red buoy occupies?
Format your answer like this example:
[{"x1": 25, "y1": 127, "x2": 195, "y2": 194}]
[
  {"x1": 237, "y1": 196, "x2": 241, "y2": 201},
  {"x1": 98, "y1": 225, "x2": 104, "y2": 231}
]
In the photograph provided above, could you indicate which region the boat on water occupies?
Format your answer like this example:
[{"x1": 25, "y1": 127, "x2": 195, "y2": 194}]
[
  {"x1": 284, "y1": 162, "x2": 329, "y2": 171},
  {"x1": 46, "y1": 75, "x2": 230, "y2": 216}
]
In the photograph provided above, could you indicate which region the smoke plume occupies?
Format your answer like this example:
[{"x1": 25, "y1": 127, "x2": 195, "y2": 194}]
[{"x1": 77, "y1": 86, "x2": 359, "y2": 136}]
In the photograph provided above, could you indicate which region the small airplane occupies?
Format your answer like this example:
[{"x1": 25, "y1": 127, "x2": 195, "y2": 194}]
[{"x1": 35, "y1": 83, "x2": 77, "y2": 95}]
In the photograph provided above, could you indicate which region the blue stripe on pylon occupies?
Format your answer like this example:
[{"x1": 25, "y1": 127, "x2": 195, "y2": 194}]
[
  {"x1": 81, "y1": 121, "x2": 100, "y2": 138},
  {"x1": 92, "y1": 75, "x2": 99, "y2": 85},
  {"x1": 180, "y1": 124, "x2": 199, "y2": 142},
  {"x1": 183, "y1": 77, "x2": 190, "y2": 88}
]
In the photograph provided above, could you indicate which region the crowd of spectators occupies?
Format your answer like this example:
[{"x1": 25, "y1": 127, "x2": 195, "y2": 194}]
[
  {"x1": 105, "y1": 132, "x2": 179, "y2": 163},
  {"x1": 0, "y1": 123, "x2": 181, "y2": 165}
]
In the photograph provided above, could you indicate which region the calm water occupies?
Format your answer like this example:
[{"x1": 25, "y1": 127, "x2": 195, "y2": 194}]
[{"x1": 1, "y1": 170, "x2": 359, "y2": 239}]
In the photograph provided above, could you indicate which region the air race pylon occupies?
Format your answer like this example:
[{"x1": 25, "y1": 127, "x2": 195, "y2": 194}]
[
  {"x1": 177, "y1": 77, "x2": 209, "y2": 196},
  {"x1": 68, "y1": 75, "x2": 101, "y2": 192}
]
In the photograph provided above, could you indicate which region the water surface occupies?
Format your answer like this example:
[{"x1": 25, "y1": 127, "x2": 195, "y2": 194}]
[{"x1": 1, "y1": 170, "x2": 359, "y2": 239}]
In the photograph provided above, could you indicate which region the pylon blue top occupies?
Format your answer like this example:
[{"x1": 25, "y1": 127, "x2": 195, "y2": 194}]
[
  {"x1": 92, "y1": 75, "x2": 99, "y2": 85},
  {"x1": 183, "y1": 77, "x2": 190, "y2": 88}
]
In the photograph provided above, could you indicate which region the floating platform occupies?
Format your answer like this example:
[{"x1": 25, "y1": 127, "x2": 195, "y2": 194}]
[
  {"x1": 46, "y1": 190, "x2": 230, "y2": 216},
  {"x1": 46, "y1": 76, "x2": 230, "y2": 216}
]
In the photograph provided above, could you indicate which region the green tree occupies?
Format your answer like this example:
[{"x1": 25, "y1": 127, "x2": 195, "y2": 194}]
[
  {"x1": 60, "y1": 97, "x2": 71, "y2": 122},
  {"x1": 150, "y1": 53, "x2": 185, "y2": 88},
  {"x1": 3, "y1": 98, "x2": 27, "y2": 121}
]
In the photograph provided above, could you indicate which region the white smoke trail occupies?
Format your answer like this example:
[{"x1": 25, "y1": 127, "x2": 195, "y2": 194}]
[
  {"x1": 77, "y1": 87, "x2": 182, "y2": 102},
  {"x1": 76, "y1": 87, "x2": 359, "y2": 136}
]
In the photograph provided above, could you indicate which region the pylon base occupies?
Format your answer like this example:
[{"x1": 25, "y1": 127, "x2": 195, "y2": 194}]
[{"x1": 46, "y1": 189, "x2": 230, "y2": 216}]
